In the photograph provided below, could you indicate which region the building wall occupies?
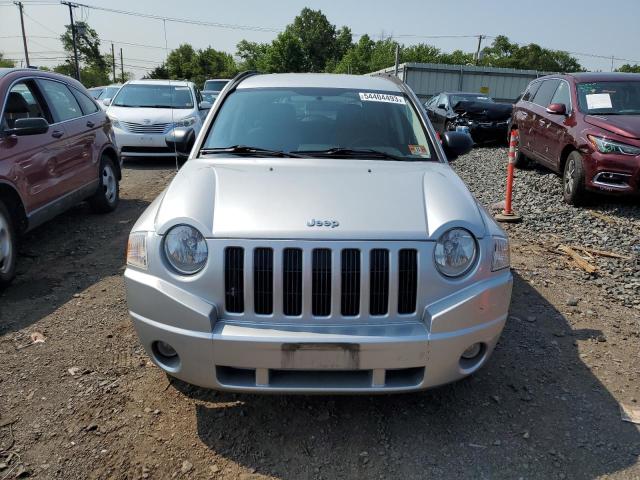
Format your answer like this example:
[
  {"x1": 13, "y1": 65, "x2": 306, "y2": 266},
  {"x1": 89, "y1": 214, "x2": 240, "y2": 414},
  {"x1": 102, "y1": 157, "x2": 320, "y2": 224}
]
[{"x1": 371, "y1": 62, "x2": 555, "y2": 103}]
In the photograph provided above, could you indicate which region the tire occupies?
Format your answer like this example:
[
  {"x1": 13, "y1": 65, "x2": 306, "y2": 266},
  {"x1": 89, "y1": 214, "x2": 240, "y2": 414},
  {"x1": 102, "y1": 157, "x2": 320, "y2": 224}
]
[
  {"x1": 89, "y1": 155, "x2": 119, "y2": 213},
  {"x1": 563, "y1": 151, "x2": 588, "y2": 206},
  {"x1": 510, "y1": 129, "x2": 531, "y2": 169},
  {"x1": 0, "y1": 200, "x2": 17, "y2": 288}
]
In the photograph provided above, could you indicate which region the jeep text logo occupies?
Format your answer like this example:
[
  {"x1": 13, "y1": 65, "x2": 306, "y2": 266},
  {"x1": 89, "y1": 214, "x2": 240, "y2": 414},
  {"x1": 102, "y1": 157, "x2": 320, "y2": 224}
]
[{"x1": 307, "y1": 219, "x2": 339, "y2": 228}]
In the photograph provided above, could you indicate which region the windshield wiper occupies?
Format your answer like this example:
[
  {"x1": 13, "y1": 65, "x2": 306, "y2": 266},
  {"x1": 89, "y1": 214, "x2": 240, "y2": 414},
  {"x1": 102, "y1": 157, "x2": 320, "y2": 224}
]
[
  {"x1": 294, "y1": 147, "x2": 410, "y2": 161},
  {"x1": 199, "y1": 145, "x2": 305, "y2": 158}
]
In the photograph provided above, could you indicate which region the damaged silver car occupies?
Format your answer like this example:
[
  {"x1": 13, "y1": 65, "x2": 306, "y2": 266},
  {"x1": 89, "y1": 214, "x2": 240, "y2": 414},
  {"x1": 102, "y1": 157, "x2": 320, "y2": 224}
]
[{"x1": 124, "y1": 72, "x2": 513, "y2": 393}]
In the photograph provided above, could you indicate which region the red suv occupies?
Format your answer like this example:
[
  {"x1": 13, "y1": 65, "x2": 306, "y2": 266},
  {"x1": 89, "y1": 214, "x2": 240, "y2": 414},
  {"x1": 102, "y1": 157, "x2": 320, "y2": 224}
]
[
  {"x1": 0, "y1": 68, "x2": 121, "y2": 286},
  {"x1": 510, "y1": 72, "x2": 640, "y2": 205}
]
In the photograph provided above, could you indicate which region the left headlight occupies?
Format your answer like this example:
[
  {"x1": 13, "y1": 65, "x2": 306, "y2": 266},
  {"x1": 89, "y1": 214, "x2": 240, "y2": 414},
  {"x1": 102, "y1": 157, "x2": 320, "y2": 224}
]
[
  {"x1": 108, "y1": 116, "x2": 121, "y2": 129},
  {"x1": 434, "y1": 228, "x2": 477, "y2": 278},
  {"x1": 588, "y1": 135, "x2": 640, "y2": 156},
  {"x1": 163, "y1": 225, "x2": 208, "y2": 275},
  {"x1": 174, "y1": 116, "x2": 197, "y2": 128}
]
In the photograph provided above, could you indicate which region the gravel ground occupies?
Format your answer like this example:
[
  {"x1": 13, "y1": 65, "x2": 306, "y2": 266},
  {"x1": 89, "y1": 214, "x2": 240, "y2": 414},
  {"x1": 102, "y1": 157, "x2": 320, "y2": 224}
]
[
  {"x1": 0, "y1": 157, "x2": 638, "y2": 479},
  {"x1": 453, "y1": 147, "x2": 640, "y2": 309}
]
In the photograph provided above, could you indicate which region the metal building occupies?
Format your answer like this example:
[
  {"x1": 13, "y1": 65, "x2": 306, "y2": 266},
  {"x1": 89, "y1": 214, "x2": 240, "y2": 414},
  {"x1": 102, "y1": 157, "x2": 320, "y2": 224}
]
[{"x1": 371, "y1": 62, "x2": 555, "y2": 103}]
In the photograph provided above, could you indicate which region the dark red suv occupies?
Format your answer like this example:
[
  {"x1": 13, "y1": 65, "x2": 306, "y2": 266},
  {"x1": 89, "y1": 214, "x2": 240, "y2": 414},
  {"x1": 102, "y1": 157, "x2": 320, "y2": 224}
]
[
  {"x1": 510, "y1": 72, "x2": 640, "y2": 205},
  {"x1": 0, "y1": 68, "x2": 121, "y2": 286}
]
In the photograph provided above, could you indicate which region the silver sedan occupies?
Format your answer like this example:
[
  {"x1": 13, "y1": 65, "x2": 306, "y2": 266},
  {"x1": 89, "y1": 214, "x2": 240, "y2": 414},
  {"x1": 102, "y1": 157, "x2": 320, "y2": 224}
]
[{"x1": 125, "y1": 73, "x2": 512, "y2": 394}]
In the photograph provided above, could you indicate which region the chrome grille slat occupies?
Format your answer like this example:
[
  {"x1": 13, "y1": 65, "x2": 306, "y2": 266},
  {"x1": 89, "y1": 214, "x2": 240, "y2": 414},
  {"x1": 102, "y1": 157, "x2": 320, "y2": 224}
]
[
  {"x1": 369, "y1": 249, "x2": 389, "y2": 316},
  {"x1": 282, "y1": 248, "x2": 302, "y2": 316},
  {"x1": 398, "y1": 249, "x2": 418, "y2": 314},
  {"x1": 121, "y1": 121, "x2": 169, "y2": 134}
]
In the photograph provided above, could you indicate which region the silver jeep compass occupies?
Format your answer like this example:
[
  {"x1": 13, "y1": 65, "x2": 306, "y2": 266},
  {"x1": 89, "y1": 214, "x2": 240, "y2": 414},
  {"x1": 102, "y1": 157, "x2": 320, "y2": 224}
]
[{"x1": 124, "y1": 72, "x2": 513, "y2": 394}]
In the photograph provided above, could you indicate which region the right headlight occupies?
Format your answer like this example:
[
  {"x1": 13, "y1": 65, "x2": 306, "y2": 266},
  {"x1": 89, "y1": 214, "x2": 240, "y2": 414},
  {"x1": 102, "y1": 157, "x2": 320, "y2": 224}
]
[
  {"x1": 434, "y1": 228, "x2": 477, "y2": 277},
  {"x1": 163, "y1": 225, "x2": 208, "y2": 275}
]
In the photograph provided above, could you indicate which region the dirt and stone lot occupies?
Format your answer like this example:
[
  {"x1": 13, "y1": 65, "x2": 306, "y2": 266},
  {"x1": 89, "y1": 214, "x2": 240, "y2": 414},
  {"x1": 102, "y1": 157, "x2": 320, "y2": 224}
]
[{"x1": 0, "y1": 152, "x2": 638, "y2": 479}]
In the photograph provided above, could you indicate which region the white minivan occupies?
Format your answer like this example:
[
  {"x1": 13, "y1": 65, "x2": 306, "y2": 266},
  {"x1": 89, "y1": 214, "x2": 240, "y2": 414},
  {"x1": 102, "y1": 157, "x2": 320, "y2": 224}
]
[{"x1": 105, "y1": 80, "x2": 209, "y2": 159}]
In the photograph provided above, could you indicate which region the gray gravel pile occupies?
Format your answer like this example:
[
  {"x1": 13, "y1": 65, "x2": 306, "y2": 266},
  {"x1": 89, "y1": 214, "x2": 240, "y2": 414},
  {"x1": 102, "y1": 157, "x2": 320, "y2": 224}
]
[{"x1": 452, "y1": 147, "x2": 640, "y2": 308}]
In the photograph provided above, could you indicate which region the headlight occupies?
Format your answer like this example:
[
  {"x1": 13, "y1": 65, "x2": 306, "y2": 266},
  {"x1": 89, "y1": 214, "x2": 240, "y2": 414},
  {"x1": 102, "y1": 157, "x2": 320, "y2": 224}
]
[
  {"x1": 174, "y1": 116, "x2": 197, "y2": 128},
  {"x1": 163, "y1": 225, "x2": 208, "y2": 275},
  {"x1": 491, "y1": 237, "x2": 510, "y2": 271},
  {"x1": 126, "y1": 232, "x2": 147, "y2": 269},
  {"x1": 588, "y1": 135, "x2": 640, "y2": 156},
  {"x1": 434, "y1": 228, "x2": 477, "y2": 277},
  {"x1": 108, "y1": 116, "x2": 121, "y2": 129}
]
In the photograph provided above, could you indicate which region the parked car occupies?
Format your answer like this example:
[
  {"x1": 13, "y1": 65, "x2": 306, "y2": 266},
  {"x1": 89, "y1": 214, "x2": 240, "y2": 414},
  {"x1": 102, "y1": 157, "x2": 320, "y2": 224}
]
[
  {"x1": 425, "y1": 92, "x2": 512, "y2": 143},
  {"x1": 510, "y1": 72, "x2": 640, "y2": 204},
  {"x1": 198, "y1": 90, "x2": 218, "y2": 120},
  {"x1": 0, "y1": 68, "x2": 121, "y2": 287},
  {"x1": 124, "y1": 72, "x2": 512, "y2": 394},
  {"x1": 105, "y1": 80, "x2": 207, "y2": 159},
  {"x1": 90, "y1": 84, "x2": 122, "y2": 110},
  {"x1": 203, "y1": 78, "x2": 230, "y2": 94}
]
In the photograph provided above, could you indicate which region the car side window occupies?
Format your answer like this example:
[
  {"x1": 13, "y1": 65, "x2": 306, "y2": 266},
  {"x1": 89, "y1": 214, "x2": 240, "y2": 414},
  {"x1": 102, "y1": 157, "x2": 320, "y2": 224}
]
[
  {"x1": 522, "y1": 81, "x2": 541, "y2": 102},
  {"x1": 550, "y1": 81, "x2": 571, "y2": 109},
  {"x1": 1, "y1": 80, "x2": 51, "y2": 131},
  {"x1": 437, "y1": 94, "x2": 447, "y2": 108},
  {"x1": 532, "y1": 80, "x2": 561, "y2": 108},
  {"x1": 38, "y1": 79, "x2": 83, "y2": 122},
  {"x1": 71, "y1": 87, "x2": 99, "y2": 115}
]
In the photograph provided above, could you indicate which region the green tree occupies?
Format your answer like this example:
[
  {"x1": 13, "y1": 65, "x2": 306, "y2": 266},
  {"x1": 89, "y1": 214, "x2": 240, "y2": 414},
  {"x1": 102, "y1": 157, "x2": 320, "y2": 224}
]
[
  {"x1": 617, "y1": 63, "x2": 640, "y2": 73},
  {"x1": 402, "y1": 44, "x2": 442, "y2": 64},
  {"x1": 147, "y1": 44, "x2": 238, "y2": 84},
  {"x1": 262, "y1": 31, "x2": 306, "y2": 73},
  {"x1": 0, "y1": 52, "x2": 15, "y2": 67},
  {"x1": 58, "y1": 21, "x2": 110, "y2": 86},
  {"x1": 333, "y1": 34, "x2": 375, "y2": 74},
  {"x1": 480, "y1": 35, "x2": 582, "y2": 72},
  {"x1": 286, "y1": 8, "x2": 337, "y2": 72},
  {"x1": 236, "y1": 40, "x2": 269, "y2": 71}
]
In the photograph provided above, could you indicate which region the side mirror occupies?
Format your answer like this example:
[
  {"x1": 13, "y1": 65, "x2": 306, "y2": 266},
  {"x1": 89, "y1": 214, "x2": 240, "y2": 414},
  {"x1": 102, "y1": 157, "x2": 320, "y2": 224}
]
[
  {"x1": 165, "y1": 127, "x2": 195, "y2": 156},
  {"x1": 199, "y1": 101, "x2": 212, "y2": 110},
  {"x1": 438, "y1": 103, "x2": 447, "y2": 109},
  {"x1": 442, "y1": 131, "x2": 473, "y2": 160},
  {"x1": 5, "y1": 117, "x2": 49, "y2": 136},
  {"x1": 102, "y1": 98, "x2": 111, "y2": 107},
  {"x1": 546, "y1": 103, "x2": 567, "y2": 115}
]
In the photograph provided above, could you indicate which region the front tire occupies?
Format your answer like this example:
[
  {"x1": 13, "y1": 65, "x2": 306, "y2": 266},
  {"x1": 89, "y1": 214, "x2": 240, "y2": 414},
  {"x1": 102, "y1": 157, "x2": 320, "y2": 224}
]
[
  {"x1": 89, "y1": 155, "x2": 120, "y2": 213},
  {"x1": 0, "y1": 200, "x2": 17, "y2": 288},
  {"x1": 563, "y1": 151, "x2": 588, "y2": 206}
]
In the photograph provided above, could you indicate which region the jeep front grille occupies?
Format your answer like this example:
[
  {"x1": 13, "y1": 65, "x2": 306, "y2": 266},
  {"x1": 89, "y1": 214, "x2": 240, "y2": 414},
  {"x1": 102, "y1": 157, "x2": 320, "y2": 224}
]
[{"x1": 223, "y1": 246, "x2": 418, "y2": 319}]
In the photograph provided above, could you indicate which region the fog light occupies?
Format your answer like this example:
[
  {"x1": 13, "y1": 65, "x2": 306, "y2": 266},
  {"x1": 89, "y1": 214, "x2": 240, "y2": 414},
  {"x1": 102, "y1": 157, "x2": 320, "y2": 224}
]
[
  {"x1": 462, "y1": 343, "x2": 482, "y2": 359},
  {"x1": 155, "y1": 341, "x2": 177, "y2": 358}
]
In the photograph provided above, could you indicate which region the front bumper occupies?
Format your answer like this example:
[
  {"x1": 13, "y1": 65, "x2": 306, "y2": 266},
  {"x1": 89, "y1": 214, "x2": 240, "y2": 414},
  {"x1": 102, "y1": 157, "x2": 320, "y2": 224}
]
[
  {"x1": 113, "y1": 129, "x2": 179, "y2": 158},
  {"x1": 125, "y1": 268, "x2": 513, "y2": 393},
  {"x1": 468, "y1": 121, "x2": 509, "y2": 142},
  {"x1": 584, "y1": 149, "x2": 640, "y2": 194}
]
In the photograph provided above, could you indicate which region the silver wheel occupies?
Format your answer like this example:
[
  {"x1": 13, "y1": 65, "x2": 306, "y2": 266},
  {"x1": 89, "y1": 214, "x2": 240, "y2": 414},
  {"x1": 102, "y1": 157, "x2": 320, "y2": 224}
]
[
  {"x1": 0, "y1": 211, "x2": 13, "y2": 275},
  {"x1": 565, "y1": 157, "x2": 576, "y2": 195},
  {"x1": 102, "y1": 163, "x2": 117, "y2": 204}
]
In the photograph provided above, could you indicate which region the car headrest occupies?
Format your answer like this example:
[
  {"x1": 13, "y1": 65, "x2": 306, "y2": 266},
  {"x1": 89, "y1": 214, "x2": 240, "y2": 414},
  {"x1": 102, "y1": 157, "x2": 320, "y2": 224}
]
[{"x1": 6, "y1": 92, "x2": 30, "y2": 114}]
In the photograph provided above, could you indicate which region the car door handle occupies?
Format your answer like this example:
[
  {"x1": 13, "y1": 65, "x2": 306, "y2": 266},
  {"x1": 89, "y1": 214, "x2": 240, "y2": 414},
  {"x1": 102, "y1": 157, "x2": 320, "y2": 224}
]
[
  {"x1": 51, "y1": 130, "x2": 64, "y2": 138},
  {"x1": 86, "y1": 121, "x2": 95, "y2": 128}
]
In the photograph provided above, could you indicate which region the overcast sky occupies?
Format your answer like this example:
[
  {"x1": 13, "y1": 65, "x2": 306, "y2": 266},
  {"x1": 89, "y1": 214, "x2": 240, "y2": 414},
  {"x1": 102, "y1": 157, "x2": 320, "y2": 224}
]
[{"x1": 1, "y1": 0, "x2": 639, "y2": 79}]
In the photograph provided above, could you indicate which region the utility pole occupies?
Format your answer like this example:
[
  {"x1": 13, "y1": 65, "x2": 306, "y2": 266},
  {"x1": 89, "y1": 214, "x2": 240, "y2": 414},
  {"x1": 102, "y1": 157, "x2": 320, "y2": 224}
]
[
  {"x1": 111, "y1": 43, "x2": 116, "y2": 83},
  {"x1": 14, "y1": 2, "x2": 30, "y2": 67},
  {"x1": 394, "y1": 43, "x2": 400, "y2": 77},
  {"x1": 611, "y1": 55, "x2": 615, "y2": 72},
  {"x1": 475, "y1": 35, "x2": 484, "y2": 66},
  {"x1": 120, "y1": 48, "x2": 124, "y2": 83},
  {"x1": 62, "y1": 1, "x2": 80, "y2": 81}
]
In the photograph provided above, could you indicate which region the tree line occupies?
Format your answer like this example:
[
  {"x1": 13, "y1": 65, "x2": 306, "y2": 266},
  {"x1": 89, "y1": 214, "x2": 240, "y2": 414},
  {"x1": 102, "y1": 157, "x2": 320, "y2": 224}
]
[{"x1": 2, "y1": 7, "x2": 639, "y2": 87}]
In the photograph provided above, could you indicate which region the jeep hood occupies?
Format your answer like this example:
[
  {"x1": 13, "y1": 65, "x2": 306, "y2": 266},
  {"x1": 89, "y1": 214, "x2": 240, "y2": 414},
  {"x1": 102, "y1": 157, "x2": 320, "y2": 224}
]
[{"x1": 154, "y1": 158, "x2": 485, "y2": 240}]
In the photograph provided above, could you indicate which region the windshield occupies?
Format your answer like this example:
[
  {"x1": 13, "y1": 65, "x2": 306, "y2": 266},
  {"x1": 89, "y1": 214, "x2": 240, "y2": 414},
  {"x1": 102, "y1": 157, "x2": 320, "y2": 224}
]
[
  {"x1": 102, "y1": 86, "x2": 120, "y2": 99},
  {"x1": 204, "y1": 80, "x2": 228, "y2": 92},
  {"x1": 203, "y1": 87, "x2": 434, "y2": 161},
  {"x1": 88, "y1": 88, "x2": 103, "y2": 99},
  {"x1": 202, "y1": 91, "x2": 218, "y2": 103},
  {"x1": 577, "y1": 81, "x2": 640, "y2": 115},
  {"x1": 112, "y1": 84, "x2": 194, "y2": 108},
  {"x1": 450, "y1": 94, "x2": 494, "y2": 106}
]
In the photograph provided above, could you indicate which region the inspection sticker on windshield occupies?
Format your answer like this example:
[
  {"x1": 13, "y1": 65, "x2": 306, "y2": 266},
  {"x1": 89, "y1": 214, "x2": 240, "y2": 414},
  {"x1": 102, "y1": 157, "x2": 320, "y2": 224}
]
[
  {"x1": 409, "y1": 144, "x2": 429, "y2": 156},
  {"x1": 586, "y1": 93, "x2": 612, "y2": 110},
  {"x1": 359, "y1": 92, "x2": 406, "y2": 105}
]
